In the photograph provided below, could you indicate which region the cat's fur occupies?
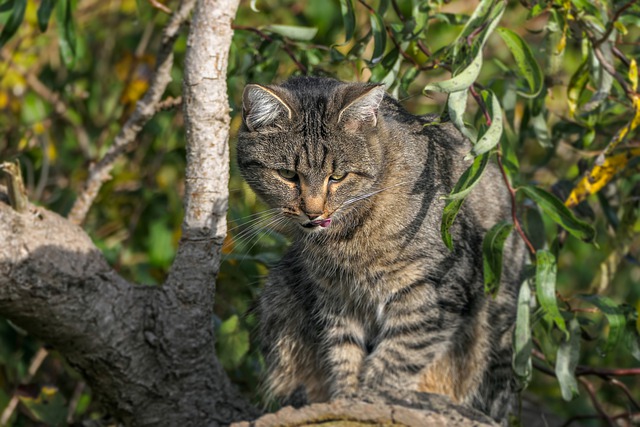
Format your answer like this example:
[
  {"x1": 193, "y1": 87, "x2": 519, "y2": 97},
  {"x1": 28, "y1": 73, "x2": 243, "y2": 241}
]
[{"x1": 237, "y1": 77, "x2": 526, "y2": 421}]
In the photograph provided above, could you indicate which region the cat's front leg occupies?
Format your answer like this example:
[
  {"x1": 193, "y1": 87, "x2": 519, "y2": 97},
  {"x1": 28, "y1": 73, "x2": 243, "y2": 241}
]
[
  {"x1": 358, "y1": 280, "x2": 461, "y2": 398},
  {"x1": 321, "y1": 310, "x2": 368, "y2": 399}
]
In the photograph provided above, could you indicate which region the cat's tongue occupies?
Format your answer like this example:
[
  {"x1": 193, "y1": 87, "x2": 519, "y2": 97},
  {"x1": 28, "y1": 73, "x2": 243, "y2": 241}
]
[{"x1": 311, "y1": 218, "x2": 332, "y2": 228}]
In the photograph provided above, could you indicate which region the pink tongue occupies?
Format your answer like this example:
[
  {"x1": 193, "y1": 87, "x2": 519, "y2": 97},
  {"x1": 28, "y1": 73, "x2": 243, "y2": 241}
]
[{"x1": 312, "y1": 218, "x2": 332, "y2": 228}]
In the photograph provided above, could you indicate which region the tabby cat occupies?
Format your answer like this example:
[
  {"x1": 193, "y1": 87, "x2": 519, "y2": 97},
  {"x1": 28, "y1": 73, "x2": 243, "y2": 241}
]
[{"x1": 236, "y1": 76, "x2": 526, "y2": 421}]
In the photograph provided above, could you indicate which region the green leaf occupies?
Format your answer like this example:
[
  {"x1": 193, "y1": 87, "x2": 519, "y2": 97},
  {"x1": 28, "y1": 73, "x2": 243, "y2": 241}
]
[
  {"x1": 471, "y1": 90, "x2": 503, "y2": 156},
  {"x1": 535, "y1": 250, "x2": 568, "y2": 337},
  {"x1": 583, "y1": 40, "x2": 614, "y2": 113},
  {"x1": 424, "y1": 51, "x2": 483, "y2": 93},
  {"x1": 519, "y1": 186, "x2": 596, "y2": 243},
  {"x1": 567, "y1": 59, "x2": 589, "y2": 117},
  {"x1": 440, "y1": 198, "x2": 464, "y2": 251},
  {"x1": 482, "y1": 221, "x2": 514, "y2": 297},
  {"x1": 513, "y1": 280, "x2": 533, "y2": 383},
  {"x1": 531, "y1": 112, "x2": 552, "y2": 148},
  {"x1": 369, "y1": 10, "x2": 386, "y2": 65},
  {"x1": 555, "y1": 317, "x2": 581, "y2": 401},
  {"x1": 0, "y1": 0, "x2": 13, "y2": 13},
  {"x1": 496, "y1": 27, "x2": 544, "y2": 98},
  {"x1": 37, "y1": 0, "x2": 56, "y2": 32},
  {"x1": 446, "y1": 151, "x2": 490, "y2": 200},
  {"x1": 0, "y1": 0, "x2": 26, "y2": 47},
  {"x1": 580, "y1": 295, "x2": 626, "y2": 354},
  {"x1": 338, "y1": 0, "x2": 355, "y2": 44},
  {"x1": 265, "y1": 25, "x2": 318, "y2": 41},
  {"x1": 56, "y1": 0, "x2": 77, "y2": 67},
  {"x1": 447, "y1": 89, "x2": 476, "y2": 142},
  {"x1": 217, "y1": 315, "x2": 250, "y2": 370},
  {"x1": 18, "y1": 386, "x2": 67, "y2": 426},
  {"x1": 147, "y1": 222, "x2": 175, "y2": 268}
]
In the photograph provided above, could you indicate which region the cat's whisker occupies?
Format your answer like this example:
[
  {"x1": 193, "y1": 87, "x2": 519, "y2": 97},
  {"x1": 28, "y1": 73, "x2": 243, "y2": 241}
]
[
  {"x1": 223, "y1": 214, "x2": 288, "y2": 262},
  {"x1": 342, "y1": 180, "x2": 413, "y2": 207},
  {"x1": 227, "y1": 208, "x2": 281, "y2": 233}
]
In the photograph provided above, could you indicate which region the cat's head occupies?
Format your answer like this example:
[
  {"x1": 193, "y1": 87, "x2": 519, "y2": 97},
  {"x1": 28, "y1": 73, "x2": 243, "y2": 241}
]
[{"x1": 237, "y1": 77, "x2": 387, "y2": 236}]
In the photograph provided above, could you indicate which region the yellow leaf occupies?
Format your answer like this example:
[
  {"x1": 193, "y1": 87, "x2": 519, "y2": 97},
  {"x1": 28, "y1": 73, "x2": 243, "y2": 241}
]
[
  {"x1": 565, "y1": 148, "x2": 640, "y2": 207},
  {"x1": 632, "y1": 95, "x2": 640, "y2": 131},
  {"x1": 0, "y1": 91, "x2": 8, "y2": 108},
  {"x1": 556, "y1": 32, "x2": 567, "y2": 54},
  {"x1": 18, "y1": 137, "x2": 28, "y2": 150},
  {"x1": 630, "y1": 59, "x2": 638, "y2": 93},
  {"x1": 33, "y1": 121, "x2": 45, "y2": 135},
  {"x1": 47, "y1": 141, "x2": 57, "y2": 162},
  {"x1": 614, "y1": 21, "x2": 628, "y2": 36}
]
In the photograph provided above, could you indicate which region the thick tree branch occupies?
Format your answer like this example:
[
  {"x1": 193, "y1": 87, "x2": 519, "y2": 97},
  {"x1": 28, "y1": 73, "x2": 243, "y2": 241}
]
[{"x1": 68, "y1": 0, "x2": 195, "y2": 225}]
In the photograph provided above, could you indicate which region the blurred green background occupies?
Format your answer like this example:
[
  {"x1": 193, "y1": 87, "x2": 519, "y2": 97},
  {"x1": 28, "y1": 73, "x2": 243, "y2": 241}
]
[{"x1": 1, "y1": 0, "x2": 639, "y2": 425}]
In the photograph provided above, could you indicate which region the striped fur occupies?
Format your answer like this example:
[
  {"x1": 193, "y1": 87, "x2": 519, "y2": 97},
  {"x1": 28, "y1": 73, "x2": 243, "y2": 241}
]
[{"x1": 237, "y1": 77, "x2": 527, "y2": 422}]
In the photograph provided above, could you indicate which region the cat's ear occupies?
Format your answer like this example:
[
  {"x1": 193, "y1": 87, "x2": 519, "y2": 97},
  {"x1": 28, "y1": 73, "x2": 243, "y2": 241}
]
[
  {"x1": 338, "y1": 84, "x2": 385, "y2": 130},
  {"x1": 242, "y1": 84, "x2": 293, "y2": 131}
]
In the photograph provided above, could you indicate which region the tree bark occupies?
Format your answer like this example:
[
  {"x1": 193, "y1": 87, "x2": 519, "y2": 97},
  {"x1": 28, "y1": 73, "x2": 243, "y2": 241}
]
[{"x1": 0, "y1": 0, "x2": 259, "y2": 425}]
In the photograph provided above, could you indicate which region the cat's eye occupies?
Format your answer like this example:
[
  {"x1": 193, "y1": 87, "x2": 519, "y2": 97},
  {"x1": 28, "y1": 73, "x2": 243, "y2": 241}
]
[
  {"x1": 278, "y1": 169, "x2": 297, "y2": 180},
  {"x1": 329, "y1": 173, "x2": 347, "y2": 182}
]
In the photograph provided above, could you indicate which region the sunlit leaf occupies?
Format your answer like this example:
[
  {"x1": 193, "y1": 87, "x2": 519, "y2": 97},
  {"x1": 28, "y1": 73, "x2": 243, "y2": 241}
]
[
  {"x1": 531, "y1": 112, "x2": 551, "y2": 148},
  {"x1": 630, "y1": 58, "x2": 638, "y2": 92},
  {"x1": 567, "y1": 59, "x2": 589, "y2": 117},
  {"x1": 482, "y1": 221, "x2": 513, "y2": 297},
  {"x1": 369, "y1": 10, "x2": 386, "y2": 65},
  {"x1": 535, "y1": 250, "x2": 567, "y2": 336},
  {"x1": 471, "y1": 90, "x2": 503, "y2": 156},
  {"x1": 513, "y1": 280, "x2": 533, "y2": 383},
  {"x1": 565, "y1": 148, "x2": 640, "y2": 208},
  {"x1": 265, "y1": 25, "x2": 318, "y2": 41},
  {"x1": 424, "y1": 50, "x2": 483, "y2": 94},
  {"x1": 496, "y1": 27, "x2": 543, "y2": 98},
  {"x1": 520, "y1": 186, "x2": 595, "y2": 242},
  {"x1": 56, "y1": 0, "x2": 77, "y2": 67},
  {"x1": 0, "y1": 0, "x2": 26, "y2": 47},
  {"x1": 441, "y1": 198, "x2": 464, "y2": 251},
  {"x1": 447, "y1": 89, "x2": 476, "y2": 142},
  {"x1": 446, "y1": 151, "x2": 490, "y2": 200},
  {"x1": 580, "y1": 295, "x2": 626, "y2": 354},
  {"x1": 338, "y1": 0, "x2": 355, "y2": 44},
  {"x1": 555, "y1": 317, "x2": 581, "y2": 401}
]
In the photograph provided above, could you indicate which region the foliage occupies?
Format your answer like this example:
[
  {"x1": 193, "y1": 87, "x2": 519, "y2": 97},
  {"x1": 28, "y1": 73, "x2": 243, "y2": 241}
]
[{"x1": 1, "y1": 0, "x2": 639, "y2": 425}]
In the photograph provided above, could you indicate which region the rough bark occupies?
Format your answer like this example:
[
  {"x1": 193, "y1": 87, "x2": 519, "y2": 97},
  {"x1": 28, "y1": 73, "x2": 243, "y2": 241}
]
[
  {"x1": 0, "y1": 0, "x2": 259, "y2": 425},
  {"x1": 233, "y1": 397, "x2": 498, "y2": 427}
]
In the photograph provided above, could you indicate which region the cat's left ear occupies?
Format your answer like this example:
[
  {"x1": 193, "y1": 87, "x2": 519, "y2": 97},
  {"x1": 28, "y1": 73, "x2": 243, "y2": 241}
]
[
  {"x1": 242, "y1": 84, "x2": 293, "y2": 131},
  {"x1": 338, "y1": 84, "x2": 385, "y2": 130}
]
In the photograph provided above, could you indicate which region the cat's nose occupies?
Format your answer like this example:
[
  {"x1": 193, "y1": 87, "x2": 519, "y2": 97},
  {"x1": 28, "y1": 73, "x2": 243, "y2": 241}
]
[{"x1": 306, "y1": 212, "x2": 322, "y2": 220}]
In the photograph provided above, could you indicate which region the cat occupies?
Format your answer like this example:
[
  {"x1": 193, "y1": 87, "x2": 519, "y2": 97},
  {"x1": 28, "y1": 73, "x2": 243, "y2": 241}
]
[{"x1": 236, "y1": 76, "x2": 527, "y2": 422}]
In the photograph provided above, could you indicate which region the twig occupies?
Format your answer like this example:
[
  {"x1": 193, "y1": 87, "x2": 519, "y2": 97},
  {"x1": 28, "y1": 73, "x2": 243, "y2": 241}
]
[
  {"x1": 157, "y1": 96, "x2": 183, "y2": 112},
  {"x1": 66, "y1": 381, "x2": 87, "y2": 424},
  {"x1": 0, "y1": 347, "x2": 49, "y2": 425},
  {"x1": 496, "y1": 153, "x2": 536, "y2": 255},
  {"x1": 469, "y1": 85, "x2": 491, "y2": 125},
  {"x1": 149, "y1": 0, "x2": 172, "y2": 14},
  {"x1": 594, "y1": 0, "x2": 639, "y2": 47},
  {"x1": 68, "y1": 0, "x2": 196, "y2": 225},
  {"x1": 562, "y1": 411, "x2": 640, "y2": 427},
  {"x1": 232, "y1": 25, "x2": 307, "y2": 74},
  {"x1": 578, "y1": 377, "x2": 616, "y2": 426}
]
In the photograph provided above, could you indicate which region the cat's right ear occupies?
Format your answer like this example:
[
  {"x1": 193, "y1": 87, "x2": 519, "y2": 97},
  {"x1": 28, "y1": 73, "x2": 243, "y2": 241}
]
[{"x1": 242, "y1": 84, "x2": 293, "y2": 131}]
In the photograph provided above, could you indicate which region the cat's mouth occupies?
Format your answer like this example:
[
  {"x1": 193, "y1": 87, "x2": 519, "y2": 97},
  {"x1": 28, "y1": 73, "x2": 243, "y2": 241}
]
[{"x1": 301, "y1": 218, "x2": 332, "y2": 229}]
